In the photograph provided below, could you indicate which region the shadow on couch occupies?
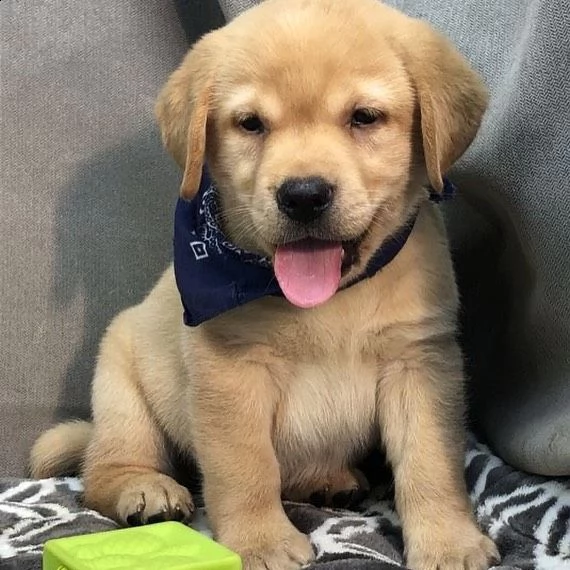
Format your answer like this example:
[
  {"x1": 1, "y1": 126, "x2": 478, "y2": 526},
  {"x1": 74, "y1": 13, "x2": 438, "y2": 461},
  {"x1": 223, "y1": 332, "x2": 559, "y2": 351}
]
[{"x1": 52, "y1": 126, "x2": 180, "y2": 422}]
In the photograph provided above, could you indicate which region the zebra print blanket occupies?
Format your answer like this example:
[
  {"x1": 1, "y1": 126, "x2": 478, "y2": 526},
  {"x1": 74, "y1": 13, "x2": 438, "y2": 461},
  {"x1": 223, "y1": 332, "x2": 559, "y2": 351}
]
[{"x1": 1, "y1": 437, "x2": 569, "y2": 570}]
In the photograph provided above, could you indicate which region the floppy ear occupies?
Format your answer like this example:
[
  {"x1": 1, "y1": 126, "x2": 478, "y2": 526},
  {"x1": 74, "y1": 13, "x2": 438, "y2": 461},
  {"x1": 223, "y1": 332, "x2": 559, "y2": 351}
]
[
  {"x1": 155, "y1": 33, "x2": 218, "y2": 199},
  {"x1": 389, "y1": 20, "x2": 488, "y2": 191}
]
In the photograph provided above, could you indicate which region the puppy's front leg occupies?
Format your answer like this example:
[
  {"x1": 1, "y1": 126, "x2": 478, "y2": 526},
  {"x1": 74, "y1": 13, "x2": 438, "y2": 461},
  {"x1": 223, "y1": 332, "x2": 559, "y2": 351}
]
[
  {"x1": 191, "y1": 351, "x2": 314, "y2": 570},
  {"x1": 376, "y1": 340, "x2": 499, "y2": 570}
]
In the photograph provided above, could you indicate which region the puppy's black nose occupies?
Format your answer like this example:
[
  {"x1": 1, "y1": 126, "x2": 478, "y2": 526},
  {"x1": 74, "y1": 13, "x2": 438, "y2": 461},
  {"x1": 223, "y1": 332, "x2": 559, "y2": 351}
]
[{"x1": 276, "y1": 176, "x2": 333, "y2": 223}]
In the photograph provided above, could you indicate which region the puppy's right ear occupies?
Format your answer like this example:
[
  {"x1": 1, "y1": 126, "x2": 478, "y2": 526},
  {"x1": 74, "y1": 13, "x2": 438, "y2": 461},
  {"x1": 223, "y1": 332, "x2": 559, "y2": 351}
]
[{"x1": 155, "y1": 33, "x2": 218, "y2": 200}]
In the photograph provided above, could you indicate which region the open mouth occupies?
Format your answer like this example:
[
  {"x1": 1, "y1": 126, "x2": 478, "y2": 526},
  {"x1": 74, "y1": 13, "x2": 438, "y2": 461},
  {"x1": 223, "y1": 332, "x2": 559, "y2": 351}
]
[
  {"x1": 340, "y1": 237, "x2": 363, "y2": 274},
  {"x1": 273, "y1": 235, "x2": 365, "y2": 309}
]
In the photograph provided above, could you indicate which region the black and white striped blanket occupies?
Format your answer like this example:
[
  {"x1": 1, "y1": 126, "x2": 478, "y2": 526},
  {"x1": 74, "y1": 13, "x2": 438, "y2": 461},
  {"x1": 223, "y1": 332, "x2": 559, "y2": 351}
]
[{"x1": 1, "y1": 437, "x2": 569, "y2": 570}]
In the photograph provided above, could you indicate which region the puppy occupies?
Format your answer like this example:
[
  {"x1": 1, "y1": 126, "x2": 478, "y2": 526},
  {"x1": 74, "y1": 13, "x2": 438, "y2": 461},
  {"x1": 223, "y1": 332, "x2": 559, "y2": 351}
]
[{"x1": 31, "y1": 1, "x2": 499, "y2": 568}]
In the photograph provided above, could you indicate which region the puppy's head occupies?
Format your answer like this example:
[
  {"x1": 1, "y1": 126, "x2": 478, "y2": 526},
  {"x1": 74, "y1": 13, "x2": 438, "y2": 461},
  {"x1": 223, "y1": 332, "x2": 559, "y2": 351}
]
[{"x1": 156, "y1": 0, "x2": 487, "y2": 308}]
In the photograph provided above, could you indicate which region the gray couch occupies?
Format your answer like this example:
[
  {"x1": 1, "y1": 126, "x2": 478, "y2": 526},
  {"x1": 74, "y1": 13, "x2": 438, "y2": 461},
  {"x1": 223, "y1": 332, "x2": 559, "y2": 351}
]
[
  {"x1": 2, "y1": 0, "x2": 569, "y2": 492},
  {"x1": 1, "y1": 2, "x2": 569, "y2": 569},
  {"x1": 1, "y1": 1, "x2": 187, "y2": 476}
]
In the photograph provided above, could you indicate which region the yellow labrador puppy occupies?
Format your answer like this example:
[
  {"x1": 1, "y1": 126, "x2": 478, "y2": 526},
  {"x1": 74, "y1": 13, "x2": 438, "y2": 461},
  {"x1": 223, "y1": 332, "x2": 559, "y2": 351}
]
[{"x1": 31, "y1": 0, "x2": 499, "y2": 568}]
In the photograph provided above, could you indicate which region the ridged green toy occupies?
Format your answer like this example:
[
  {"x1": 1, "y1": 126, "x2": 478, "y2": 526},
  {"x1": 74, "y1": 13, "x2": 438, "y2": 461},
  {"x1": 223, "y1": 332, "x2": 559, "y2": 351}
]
[{"x1": 42, "y1": 521, "x2": 242, "y2": 570}]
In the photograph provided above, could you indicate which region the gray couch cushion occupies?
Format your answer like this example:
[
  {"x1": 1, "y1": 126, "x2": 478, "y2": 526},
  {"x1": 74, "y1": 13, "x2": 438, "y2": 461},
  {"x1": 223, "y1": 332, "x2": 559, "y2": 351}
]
[
  {"x1": 217, "y1": 0, "x2": 570, "y2": 475},
  {"x1": 2, "y1": 0, "x2": 568, "y2": 478},
  {"x1": 381, "y1": 0, "x2": 570, "y2": 477},
  {"x1": 0, "y1": 1, "x2": 188, "y2": 475}
]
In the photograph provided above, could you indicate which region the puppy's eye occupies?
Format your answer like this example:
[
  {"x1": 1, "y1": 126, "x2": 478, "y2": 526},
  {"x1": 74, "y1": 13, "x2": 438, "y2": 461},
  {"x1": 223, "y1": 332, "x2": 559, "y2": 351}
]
[
  {"x1": 350, "y1": 108, "x2": 383, "y2": 128},
  {"x1": 238, "y1": 114, "x2": 265, "y2": 134}
]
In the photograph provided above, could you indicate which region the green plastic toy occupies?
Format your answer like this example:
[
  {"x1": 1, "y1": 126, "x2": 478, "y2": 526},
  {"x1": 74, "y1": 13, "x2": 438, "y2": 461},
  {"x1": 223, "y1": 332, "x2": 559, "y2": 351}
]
[{"x1": 42, "y1": 521, "x2": 242, "y2": 570}]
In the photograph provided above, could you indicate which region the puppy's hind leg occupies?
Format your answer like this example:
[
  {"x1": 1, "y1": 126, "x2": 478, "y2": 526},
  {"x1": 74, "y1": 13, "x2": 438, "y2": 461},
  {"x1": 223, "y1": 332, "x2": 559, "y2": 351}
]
[{"x1": 82, "y1": 311, "x2": 194, "y2": 526}]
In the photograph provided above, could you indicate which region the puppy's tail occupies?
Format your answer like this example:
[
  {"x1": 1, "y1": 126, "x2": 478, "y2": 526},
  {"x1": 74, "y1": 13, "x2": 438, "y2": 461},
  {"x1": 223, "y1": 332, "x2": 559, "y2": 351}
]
[{"x1": 29, "y1": 420, "x2": 93, "y2": 478}]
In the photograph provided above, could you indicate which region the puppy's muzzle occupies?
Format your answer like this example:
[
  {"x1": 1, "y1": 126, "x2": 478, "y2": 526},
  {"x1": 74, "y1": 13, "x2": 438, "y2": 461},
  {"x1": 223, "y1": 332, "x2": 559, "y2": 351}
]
[{"x1": 277, "y1": 176, "x2": 334, "y2": 224}]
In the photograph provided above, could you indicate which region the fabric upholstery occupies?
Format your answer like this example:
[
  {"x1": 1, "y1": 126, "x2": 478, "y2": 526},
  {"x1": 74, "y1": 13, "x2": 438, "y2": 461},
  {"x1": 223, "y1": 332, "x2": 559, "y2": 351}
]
[
  {"x1": 1, "y1": 0, "x2": 568, "y2": 478},
  {"x1": 217, "y1": 0, "x2": 570, "y2": 475},
  {"x1": 0, "y1": 1, "x2": 188, "y2": 475}
]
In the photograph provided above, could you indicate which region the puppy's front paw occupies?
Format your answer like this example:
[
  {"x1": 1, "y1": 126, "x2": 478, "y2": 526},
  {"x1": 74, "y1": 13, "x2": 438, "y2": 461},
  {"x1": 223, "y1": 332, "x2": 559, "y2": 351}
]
[
  {"x1": 115, "y1": 472, "x2": 195, "y2": 526},
  {"x1": 221, "y1": 516, "x2": 314, "y2": 570},
  {"x1": 406, "y1": 521, "x2": 499, "y2": 570}
]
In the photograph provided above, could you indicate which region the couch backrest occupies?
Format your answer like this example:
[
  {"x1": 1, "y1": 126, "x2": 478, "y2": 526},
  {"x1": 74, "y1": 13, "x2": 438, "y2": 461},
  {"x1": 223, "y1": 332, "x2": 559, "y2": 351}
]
[{"x1": 0, "y1": 0, "x2": 189, "y2": 475}]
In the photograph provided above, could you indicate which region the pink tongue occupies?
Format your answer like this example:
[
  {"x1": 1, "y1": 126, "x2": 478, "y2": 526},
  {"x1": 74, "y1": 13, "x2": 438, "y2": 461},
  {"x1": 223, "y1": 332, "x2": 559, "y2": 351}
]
[{"x1": 274, "y1": 239, "x2": 343, "y2": 308}]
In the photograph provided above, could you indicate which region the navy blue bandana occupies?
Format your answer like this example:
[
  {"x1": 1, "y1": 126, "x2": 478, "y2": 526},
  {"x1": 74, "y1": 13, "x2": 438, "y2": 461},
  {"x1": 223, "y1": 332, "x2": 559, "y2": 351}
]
[{"x1": 174, "y1": 171, "x2": 455, "y2": 327}]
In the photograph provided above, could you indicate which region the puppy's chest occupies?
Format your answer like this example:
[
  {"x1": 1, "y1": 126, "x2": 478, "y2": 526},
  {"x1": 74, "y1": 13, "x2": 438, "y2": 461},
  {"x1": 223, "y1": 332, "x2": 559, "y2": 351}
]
[{"x1": 274, "y1": 355, "x2": 378, "y2": 462}]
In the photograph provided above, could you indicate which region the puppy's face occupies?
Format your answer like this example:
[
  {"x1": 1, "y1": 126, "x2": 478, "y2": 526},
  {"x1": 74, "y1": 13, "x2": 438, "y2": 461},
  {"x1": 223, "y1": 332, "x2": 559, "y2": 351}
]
[
  {"x1": 157, "y1": 0, "x2": 487, "y2": 307},
  {"x1": 208, "y1": 23, "x2": 416, "y2": 261}
]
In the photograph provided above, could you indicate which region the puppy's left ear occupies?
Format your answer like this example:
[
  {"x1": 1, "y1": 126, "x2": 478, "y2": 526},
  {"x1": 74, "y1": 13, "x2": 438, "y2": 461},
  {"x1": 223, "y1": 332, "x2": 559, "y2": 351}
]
[
  {"x1": 389, "y1": 19, "x2": 489, "y2": 191},
  {"x1": 155, "y1": 32, "x2": 219, "y2": 199}
]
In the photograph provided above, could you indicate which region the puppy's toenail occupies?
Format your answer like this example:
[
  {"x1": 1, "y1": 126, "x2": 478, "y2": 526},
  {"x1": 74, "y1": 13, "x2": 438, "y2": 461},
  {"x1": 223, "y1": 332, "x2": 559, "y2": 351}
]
[
  {"x1": 126, "y1": 511, "x2": 144, "y2": 526},
  {"x1": 331, "y1": 490, "x2": 353, "y2": 508},
  {"x1": 172, "y1": 506, "x2": 185, "y2": 522},
  {"x1": 490, "y1": 555, "x2": 502, "y2": 566},
  {"x1": 309, "y1": 491, "x2": 327, "y2": 507}
]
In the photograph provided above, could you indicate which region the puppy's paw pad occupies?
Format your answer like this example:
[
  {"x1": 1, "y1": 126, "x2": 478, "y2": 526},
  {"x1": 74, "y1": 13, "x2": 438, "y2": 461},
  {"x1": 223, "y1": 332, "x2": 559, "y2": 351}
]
[{"x1": 116, "y1": 473, "x2": 195, "y2": 526}]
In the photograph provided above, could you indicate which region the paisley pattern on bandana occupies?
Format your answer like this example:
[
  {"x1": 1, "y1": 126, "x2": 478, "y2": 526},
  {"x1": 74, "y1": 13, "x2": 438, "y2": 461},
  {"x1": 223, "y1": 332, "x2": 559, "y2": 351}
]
[{"x1": 197, "y1": 183, "x2": 271, "y2": 267}]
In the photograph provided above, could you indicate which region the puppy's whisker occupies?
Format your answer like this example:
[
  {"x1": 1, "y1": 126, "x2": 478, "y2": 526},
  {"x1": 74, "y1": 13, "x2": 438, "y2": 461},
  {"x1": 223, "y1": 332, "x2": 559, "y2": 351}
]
[{"x1": 226, "y1": 218, "x2": 266, "y2": 249}]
